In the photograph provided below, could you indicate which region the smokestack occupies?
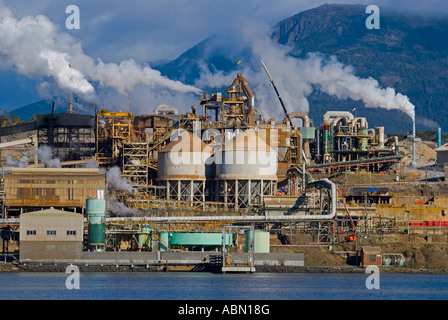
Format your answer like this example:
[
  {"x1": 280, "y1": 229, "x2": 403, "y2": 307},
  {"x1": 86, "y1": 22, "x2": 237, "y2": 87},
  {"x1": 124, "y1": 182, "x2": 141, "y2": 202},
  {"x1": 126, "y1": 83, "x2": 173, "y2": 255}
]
[
  {"x1": 411, "y1": 120, "x2": 417, "y2": 168},
  {"x1": 67, "y1": 98, "x2": 73, "y2": 114},
  {"x1": 438, "y1": 128, "x2": 442, "y2": 148}
]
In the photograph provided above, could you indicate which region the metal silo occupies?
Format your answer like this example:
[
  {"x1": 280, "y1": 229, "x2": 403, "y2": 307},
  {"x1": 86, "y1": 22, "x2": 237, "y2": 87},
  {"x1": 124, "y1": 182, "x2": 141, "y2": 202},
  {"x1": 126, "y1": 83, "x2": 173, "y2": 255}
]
[
  {"x1": 245, "y1": 230, "x2": 270, "y2": 253},
  {"x1": 157, "y1": 130, "x2": 214, "y2": 203},
  {"x1": 86, "y1": 190, "x2": 106, "y2": 251},
  {"x1": 215, "y1": 129, "x2": 277, "y2": 209},
  {"x1": 358, "y1": 128, "x2": 369, "y2": 151}
]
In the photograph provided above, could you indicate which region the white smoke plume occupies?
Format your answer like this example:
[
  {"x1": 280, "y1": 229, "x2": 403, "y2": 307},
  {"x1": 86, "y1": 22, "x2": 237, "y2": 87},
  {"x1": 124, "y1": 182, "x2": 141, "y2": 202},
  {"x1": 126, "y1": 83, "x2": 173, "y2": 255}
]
[
  {"x1": 106, "y1": 194, "x2": 137, "y2": 216},
  {"x1": 194, "y1": 28, "x2": 416, "y2": 123},
  {"x1": 0, "y1": 1, "x2": 202, "y2": 107},
  {"x1": 82, "y1": 157, "x2": 98, "y2": 168},
  {"x1": 35, "y1": 145, "x2": 61, "y2": 168},
  {"x1": 6, "y1": 155, "x2": 29, "y2": 167},
  {"x1": 101, "y1": 166, "x2": 136, "y2": 216},
  {"x1": 104, "y1": 166, "x2": 134, "y2": 193}
]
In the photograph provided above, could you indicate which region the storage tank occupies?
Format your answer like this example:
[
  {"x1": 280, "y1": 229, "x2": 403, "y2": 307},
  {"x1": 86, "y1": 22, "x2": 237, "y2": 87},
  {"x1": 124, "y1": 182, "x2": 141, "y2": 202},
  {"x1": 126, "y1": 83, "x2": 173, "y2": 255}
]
[
  {"x1": 86, "y1": 195, "x2": 106, "y2": 251},
  {"x1": 245, "y1": 230, "x2": 270, "y2": 253},
  {"x1": 169, "y1": 232, "x2": 232, "y2": 251},
  {"x1": 322, "y1": 122, "x2": 332, "y2": 162},
  {"x1": 215, "y1": 129, "x2": 277, "y2": 179},
  {"x1": 157, "y1": 130, "x2": 214, "y2": 202},
  {"x1": 157, "y1": 130, "x2": 214, "y2": 180},
  {"x1": 358, "y1": 128, "x2": 369, "y2": 151},
  {"x1": 214, "y1": 129, "x2": 277, "y2": 208},
  {"x1": 137, "y1": 226, "x2": 151, "y2": 251},
  {"x1": 159, "y1": 232, "x2": 170, "y2": 251},
  {"x1": 375, "y1": 126, "x2": 385, "y2": 148}
]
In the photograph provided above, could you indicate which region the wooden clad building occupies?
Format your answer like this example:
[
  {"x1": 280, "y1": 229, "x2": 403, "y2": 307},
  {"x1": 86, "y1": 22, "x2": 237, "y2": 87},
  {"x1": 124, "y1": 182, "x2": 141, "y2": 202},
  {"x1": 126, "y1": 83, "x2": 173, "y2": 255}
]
[{"x1": 4, "y1": 168, "x2": 105, "y2": 216}]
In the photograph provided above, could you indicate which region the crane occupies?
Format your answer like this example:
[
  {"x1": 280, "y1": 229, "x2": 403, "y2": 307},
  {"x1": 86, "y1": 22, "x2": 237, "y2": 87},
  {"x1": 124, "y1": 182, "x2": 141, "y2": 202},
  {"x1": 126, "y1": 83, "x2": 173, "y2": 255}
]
[{"x1": 260, "y1": 60, "x2": 291, "y2": 124}]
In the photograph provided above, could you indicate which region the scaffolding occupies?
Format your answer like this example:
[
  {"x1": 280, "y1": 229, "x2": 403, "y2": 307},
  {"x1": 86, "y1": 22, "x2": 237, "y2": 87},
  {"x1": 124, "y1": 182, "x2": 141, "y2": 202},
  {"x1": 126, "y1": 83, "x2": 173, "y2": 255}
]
[
  {"x1": 96, "y1": 110, "x2": 134, "y2": 166},
  {"x1": 122, "y1": 142, "x2": 148, "y2": 186},
  {"x1": 37, "y1": 113, "x2": 95, "y2": 162}
]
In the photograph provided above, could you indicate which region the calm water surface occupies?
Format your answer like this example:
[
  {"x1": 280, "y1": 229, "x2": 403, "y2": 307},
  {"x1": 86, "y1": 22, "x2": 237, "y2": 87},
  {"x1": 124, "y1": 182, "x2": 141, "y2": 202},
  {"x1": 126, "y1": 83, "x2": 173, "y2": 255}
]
[{"x1": 0, "y1": 272, "x2": 447, "y2": 300}]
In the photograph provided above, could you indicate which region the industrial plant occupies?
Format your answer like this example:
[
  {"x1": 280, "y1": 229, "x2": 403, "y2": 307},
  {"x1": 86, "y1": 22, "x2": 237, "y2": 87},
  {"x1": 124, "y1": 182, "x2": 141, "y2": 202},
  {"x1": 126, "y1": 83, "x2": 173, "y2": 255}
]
[{"x1": 0, "y1": 70, "x2": 446, "y2": 272}]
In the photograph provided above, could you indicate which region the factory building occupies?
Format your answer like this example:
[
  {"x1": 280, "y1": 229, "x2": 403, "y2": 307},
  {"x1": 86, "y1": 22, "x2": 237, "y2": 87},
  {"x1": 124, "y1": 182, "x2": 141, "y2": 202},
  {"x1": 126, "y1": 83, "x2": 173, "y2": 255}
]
[
  {"x1": 19, "y1": 208, "x2": 83, "y2": 261},
  {"x1": 436, "y1": 143, "x2": 448, "y2": 164},
  {"x1": 2, "y1": 168, "x2": 106, "y2": 217},
  {"x1": 0, "y1": 71, "x2": 426, "y2": 264},
  {"x1": 313, "y1": 111, "x2": 399, "y2": 171}
]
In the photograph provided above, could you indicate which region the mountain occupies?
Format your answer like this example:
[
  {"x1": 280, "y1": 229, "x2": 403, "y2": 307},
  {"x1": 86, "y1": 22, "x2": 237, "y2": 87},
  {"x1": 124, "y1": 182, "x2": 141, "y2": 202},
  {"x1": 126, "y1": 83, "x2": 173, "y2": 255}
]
[
  {"x1": 157, "y1": 4, "x2": 448, "y2": 134},
  {"x1": 8, "y1": 99, "x2": 54, "y2": 121}
]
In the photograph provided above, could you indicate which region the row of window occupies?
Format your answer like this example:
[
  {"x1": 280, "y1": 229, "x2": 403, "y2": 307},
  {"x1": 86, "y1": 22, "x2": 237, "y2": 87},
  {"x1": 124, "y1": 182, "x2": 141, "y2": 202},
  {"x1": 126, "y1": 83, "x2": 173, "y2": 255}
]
[{"x1": 26, "y1": 230, "x2": 77, "y2": 236}]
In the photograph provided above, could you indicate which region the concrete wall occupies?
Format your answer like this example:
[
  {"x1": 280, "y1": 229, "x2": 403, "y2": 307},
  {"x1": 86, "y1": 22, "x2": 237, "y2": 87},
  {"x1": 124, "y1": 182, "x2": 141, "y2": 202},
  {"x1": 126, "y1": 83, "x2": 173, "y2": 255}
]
[
  {"x1": 20, "y1": 241, "x2": 83, "y2": 261},
  {"x1": 437, "y1": 151, "x2": 448, "y2": 164},
  {"x1": 20, "y1": 212, "x2": 83, "y2": 242},
  {"x1": 71, "y1": 251, "x2": 305, "y2": 266}
]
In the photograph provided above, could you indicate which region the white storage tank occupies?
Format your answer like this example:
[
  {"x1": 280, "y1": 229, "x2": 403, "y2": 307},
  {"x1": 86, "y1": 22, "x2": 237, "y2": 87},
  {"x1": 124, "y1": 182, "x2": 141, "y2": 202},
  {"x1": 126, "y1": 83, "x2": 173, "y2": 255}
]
[
  {"x1": 214, "y1": 129, "x2": 277, "y2": 208},
  {"x1": 215, "y1": 129, "x2": 277, "y2": 180},
  {"x1": 157, "y1": 130, "x2": 214, "y2": 202},
  {"x1": 157, "y1": 130, "x2": 214, "y2": 180}
]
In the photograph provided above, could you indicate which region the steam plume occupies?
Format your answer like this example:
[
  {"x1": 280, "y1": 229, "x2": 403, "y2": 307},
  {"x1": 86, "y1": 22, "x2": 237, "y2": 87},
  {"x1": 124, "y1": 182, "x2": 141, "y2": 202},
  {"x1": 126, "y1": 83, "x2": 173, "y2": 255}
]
[
  {"x1": 104, "y1": 166, "x2": 133, "y2": 193},
  {"x1": 194, "y1": 30, "x2": 416, "y2": 122},
  {"x1": 6, "y1": 155, "x2": 29, "y2": 168},
  {"x1": 35, "y1": 145, "x2": 61, "y2": 168},
  {"x1": 0, "y1": 1, "x2": 202, "y2": 106},
  {"x1": 102, "y1": 166, "x2": 136, "y2": 216}
]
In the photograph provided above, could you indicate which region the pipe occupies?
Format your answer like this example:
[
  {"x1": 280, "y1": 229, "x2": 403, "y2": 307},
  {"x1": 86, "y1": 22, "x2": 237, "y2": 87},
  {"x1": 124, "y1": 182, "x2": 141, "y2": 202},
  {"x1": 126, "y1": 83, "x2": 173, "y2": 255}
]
[
  {"x1": 106, "y1": 213, "x2": 334, "y2": 223},
  {"x1": 316, "y1": 127, "x2": 321, "y2": 161},
  {"x1": 323, "y1": 111, "x2": 354, "y2": 123},
  {"x1": 0, "y1": 135, "x2": 36, "y2": 149},
  {"x1": 376, "y1": 126, "x2": 385, "y2": 148},
  {"x1": 411, "y1": 120, "x2": 417, "y2": 167},
  {"x1": 350, "y1": 117, "x2": 367, "y2": 132},
  {"x1": 305, "y1": 178, "x2": 337, "y2": 219},
  {"x1": 232, "y1": 74, "x2": 255, "y2": 107},
  {"x1": 105, "y1": 179, "x2": 337, "y2": 222},
  {"x1": 331, "y1": 116, "x2": 343, "y2": 127},
  {"x1": 286, "y1": 112, "x2": 311, "y2": 127}
]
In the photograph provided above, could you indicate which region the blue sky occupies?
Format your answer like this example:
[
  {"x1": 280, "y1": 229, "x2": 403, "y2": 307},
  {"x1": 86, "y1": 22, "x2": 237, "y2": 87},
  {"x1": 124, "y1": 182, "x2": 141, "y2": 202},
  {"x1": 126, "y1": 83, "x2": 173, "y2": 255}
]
[{"x1": 0, "y1": 0, "x2": 447, "y2": 112}]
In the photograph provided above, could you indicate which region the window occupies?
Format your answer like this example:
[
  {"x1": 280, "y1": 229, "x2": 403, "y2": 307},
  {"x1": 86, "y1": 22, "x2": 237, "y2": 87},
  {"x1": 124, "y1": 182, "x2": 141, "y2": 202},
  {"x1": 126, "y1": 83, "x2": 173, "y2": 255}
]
[
  {"x1": 46, "y1": 230, "x2": 56, "y2": 236},
  {"x1": 369, "y1": 254, "x2": 377, "y2": 262},
  {"x1": 26, "y1": 230, "x2": 36, "y2": 235},
  {"x1": 66, "y1": 230, "x2": 77, "y2": 236}
]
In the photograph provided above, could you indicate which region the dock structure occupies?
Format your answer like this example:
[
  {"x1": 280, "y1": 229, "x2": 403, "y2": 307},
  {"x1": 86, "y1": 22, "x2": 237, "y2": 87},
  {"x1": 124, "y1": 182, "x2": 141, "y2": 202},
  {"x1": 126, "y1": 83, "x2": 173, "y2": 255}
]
[
  {"x1": 15, "y1": 251, "x2": 304, "y2": 272},
  {"x1": 221, "y1": 266, "x2": 256, "y2": 273}
]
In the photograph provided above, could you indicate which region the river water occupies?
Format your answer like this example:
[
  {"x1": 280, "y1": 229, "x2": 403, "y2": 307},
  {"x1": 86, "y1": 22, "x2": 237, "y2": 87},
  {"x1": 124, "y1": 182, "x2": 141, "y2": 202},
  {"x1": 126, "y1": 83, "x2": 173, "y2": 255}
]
[{"x1": 0, "y1": 272, "x2": 447, "y2": 300}]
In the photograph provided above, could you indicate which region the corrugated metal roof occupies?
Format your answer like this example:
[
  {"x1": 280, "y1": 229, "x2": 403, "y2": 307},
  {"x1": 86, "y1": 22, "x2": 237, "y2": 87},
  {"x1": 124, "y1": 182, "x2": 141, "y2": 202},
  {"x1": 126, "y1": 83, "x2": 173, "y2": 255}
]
[
  {"x1": 436, "y1": 143, "x2": 448, "y2": 152},
  {"x1": 21, "y1": 208, "x2": 81, "y2": 217},
  {"x1": 362, "y1": 246, "x2": 382, "y2": 252},
  {"x1": 10, "y1": 168, "x2": 101, "y2": 175}
]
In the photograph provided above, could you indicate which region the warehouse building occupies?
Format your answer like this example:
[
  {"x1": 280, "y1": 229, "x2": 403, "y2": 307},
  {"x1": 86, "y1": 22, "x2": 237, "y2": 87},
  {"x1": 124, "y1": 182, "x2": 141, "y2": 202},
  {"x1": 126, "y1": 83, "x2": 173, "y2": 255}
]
[
  {"x1": 19, "y1": 208, "x2": 83, "y2": 262},
  {"x1": 436, "y1": 143, "x2": 448, "y2": 164}
]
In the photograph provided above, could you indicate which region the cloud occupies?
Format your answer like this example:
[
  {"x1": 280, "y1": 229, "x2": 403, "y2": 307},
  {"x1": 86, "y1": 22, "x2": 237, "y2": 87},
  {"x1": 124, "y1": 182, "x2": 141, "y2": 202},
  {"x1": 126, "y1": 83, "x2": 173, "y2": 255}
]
[
  {"x1": 0, "y1": 0, "x2": 202, "y2": 110},
  {"x1": 1, "y1": 0, "x2": 443, "y2": 114},
  {"x1": 193, "y1": 24, "x2": 416, "y2": 122}
]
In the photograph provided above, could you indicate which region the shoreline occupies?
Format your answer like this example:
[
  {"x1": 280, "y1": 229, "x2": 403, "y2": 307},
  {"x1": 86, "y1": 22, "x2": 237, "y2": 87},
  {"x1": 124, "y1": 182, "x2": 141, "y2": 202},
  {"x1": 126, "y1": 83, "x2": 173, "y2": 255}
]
[{"x1": 1, "y1": 262, "x2": 447, "y2": 274}]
